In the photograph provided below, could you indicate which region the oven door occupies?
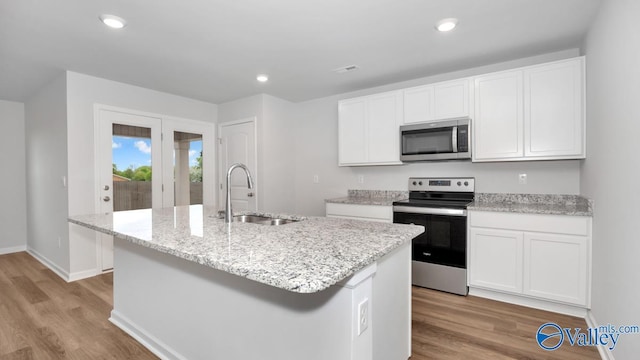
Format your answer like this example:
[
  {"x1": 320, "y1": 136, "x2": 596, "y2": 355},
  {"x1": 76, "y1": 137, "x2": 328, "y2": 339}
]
[{"x1": 393, "y1": 207, "x2": 467, "y2": 268}]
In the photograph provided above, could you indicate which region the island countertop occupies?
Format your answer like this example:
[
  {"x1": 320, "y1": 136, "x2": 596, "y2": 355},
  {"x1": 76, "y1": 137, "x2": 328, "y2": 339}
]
[{"x1": 68, "y1": 205, "x2": 423, "y2": 294}]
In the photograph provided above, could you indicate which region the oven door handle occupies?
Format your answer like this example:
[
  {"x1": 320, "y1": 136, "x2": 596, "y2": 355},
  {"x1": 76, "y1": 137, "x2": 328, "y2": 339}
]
[{"x1": 393, "y1": 206, "x2": 467, "y2": 217}]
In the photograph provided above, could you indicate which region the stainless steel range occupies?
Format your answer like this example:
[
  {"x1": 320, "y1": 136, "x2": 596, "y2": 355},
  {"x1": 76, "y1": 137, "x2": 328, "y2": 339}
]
[{"x1": 393, "y1": 177, "x2": 475, "y2": 296}]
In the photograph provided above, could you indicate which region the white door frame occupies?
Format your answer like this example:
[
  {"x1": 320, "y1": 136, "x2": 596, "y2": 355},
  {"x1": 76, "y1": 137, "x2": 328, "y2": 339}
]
[{"x1": 218, "y1": 117, "x2": 258, "y2": 211}]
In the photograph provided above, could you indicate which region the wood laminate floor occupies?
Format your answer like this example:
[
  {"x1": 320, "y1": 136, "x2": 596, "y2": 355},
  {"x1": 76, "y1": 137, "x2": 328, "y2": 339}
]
[
  {"x1": 0, "y1": 252, "x2": 599, "y2": 359},
  {"x1": 411, "y1": 286, "x2": 600, "y2": 360}
]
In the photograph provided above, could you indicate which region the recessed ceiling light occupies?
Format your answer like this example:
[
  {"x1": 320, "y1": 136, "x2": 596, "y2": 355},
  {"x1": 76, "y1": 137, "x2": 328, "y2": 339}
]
[
  {"x1": 100, "y1": 14, "x2": 127, "y2": 29},
  {"x1": 435, "y1": 18, "x2": 458, "y2": 32},
  {"x1": 256, "y1": 74, "x2": 269, "y2": 82}
]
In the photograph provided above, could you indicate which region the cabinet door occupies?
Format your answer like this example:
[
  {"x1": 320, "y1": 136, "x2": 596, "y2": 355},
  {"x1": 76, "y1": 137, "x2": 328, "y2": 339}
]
[
  {"x1": 523, "y1": 232, "x2": 588, "y2": 306},
  {"x1": 469, "y1": 227, "x2": 523, "y2": 293},
  {"x1": 433, "y1": 79, "x2": 470, "y2": 120},
  {"x1": 367, "y1": 91, "x2": 403, "y2": 164},
  {"x1": 524, "y1": 58, "x2": 585, "y2": 158},
  {"x1": 403, "y1": 85, "x2": 433, "y2": 124},
  {"x1": 473, "y1": 71, "x2": 524, "y2": 160},
  {"x1": 338, "y1": 98, "x2": 367, "y2": 165}
]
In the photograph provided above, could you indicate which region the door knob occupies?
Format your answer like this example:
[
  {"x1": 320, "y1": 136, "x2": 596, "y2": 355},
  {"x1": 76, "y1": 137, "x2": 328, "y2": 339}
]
[
  {"x1": 247, "y1": 192, "x2": 254, "y2": 197},
  {"x1": 103, "y1": 196, "x2": 111, "y2": 202}
]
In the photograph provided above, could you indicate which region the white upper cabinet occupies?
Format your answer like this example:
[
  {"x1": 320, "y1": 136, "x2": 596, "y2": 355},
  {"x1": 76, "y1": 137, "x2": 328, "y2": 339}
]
[
  {"x1": 524, "y1": 58, "x2": 585, "y2": 158},
  {"x1": 338, "y1": 98, "x2": 367, "y2": 164},
  {"x1": 338, "y1": 90, "x2": 403, "y2": 166},
  {"x1": 473, "y1": 71, "x2": 524, "y2": 160},
  {"x1": 338, "y1": 56, "x2": 585, "y2": 166},
  {"x1": 403, "y1": 78, "x2": 470, "y2": 124},
  {"x1": 472, "y1": 57, "x2": 585, "y2": 162}
]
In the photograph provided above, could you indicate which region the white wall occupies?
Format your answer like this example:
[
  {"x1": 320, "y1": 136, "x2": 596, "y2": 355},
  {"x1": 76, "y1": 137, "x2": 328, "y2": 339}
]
[
  {"x1": 25, "y1": 73, "x2": 70, "y2": 276},
  {"x1": 293, "y1": 50, "x2": 584, "y2": 216},
  {"x1": 0, "y1": 100, "x2": 27, "y2": 254},
  {"x1": 582, "y1": 0, "x2": 640, "y2": 358},
  {"x1": 217, "y1": 94, "x2": 297, "y2": 213},
  {"x1": 65, "y1": 71, "x2": 218, "y2": 276},
  {"x1": 261, "y1": 95, "x2": 296, "y2": 213}
]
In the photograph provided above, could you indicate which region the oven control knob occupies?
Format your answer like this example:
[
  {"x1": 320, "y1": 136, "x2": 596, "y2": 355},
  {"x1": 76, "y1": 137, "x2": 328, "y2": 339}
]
[
  {"x1": 464, "y1": 181, "x2": 469, "y2": 186},
  {"x1": 457, "y1": 181, "x2": 462, "y2": 186},
  {"x1": 412, "y1": 181, "x2": 417, "y2": 186},
  {"x1": 418, "y1": 181, "x2": 423, "y2": 186}
]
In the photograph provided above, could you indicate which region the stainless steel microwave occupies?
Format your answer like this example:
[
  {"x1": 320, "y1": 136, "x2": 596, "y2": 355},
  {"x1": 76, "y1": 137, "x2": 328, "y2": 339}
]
[{"x1": 400, "y1": 118, "x2": 471, "y2": 161}]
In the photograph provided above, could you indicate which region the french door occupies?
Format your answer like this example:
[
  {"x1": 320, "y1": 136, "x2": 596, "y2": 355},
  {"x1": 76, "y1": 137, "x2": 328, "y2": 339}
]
[{"x1": 95, "y1": 105, "x2": 214, "y2": 271}]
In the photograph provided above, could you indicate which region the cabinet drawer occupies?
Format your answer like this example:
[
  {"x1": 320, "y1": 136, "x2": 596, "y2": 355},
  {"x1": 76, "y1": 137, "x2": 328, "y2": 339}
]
[
  {"x1": 326, "y1": 203, "x2": 392, "y2": 222},
  {"x1": 469, "y1": 211, "x2": 589, "y2": 236}
]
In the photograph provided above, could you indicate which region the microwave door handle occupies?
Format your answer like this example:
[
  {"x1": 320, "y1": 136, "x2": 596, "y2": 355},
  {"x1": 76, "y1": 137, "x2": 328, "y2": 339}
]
[{"x1": 451, "y1": 126, "x2": 458, "y2": 153}]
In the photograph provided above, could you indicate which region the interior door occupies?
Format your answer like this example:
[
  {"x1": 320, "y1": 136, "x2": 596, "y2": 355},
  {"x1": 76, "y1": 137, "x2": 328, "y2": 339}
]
[
  {"x1": 96, "y1": 108, "x2": 162, "y2": 270},
  {"x1": 161, "y1": 118, "x2": 216, "y2": 207},
  {"x1": 218, "y1": 118, "x2": 257, "y2": 211}
]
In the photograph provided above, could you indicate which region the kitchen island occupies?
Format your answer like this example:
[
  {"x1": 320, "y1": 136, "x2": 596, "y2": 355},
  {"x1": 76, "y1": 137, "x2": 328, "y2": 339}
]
[{"x1": 69, "y1": 205, "x2": 423, "y2": 360}]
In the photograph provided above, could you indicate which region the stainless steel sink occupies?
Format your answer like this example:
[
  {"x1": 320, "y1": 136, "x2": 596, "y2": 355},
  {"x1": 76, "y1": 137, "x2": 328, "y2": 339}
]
[
  {"x1": 234, "y1": 215, "x2": 272, "y2": 223},
  {"x1": 233, "y1": 215, "x2": 299, "y2": 226},
  {"x1": 267, "y1": 218, "x2": 296, "y2": 225}
]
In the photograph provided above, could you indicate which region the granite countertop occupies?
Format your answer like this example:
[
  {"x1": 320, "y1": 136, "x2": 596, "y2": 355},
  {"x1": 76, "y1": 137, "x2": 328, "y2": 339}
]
[
  {"x1": 325, "y1": 190, "x2": 408, "y2": 206},
  {"x1": 68, "y1": 205, "x2": 423, "y2": 294},
  {"x1": 468, "y1": 193, "x2": 593, "y2": 216}
]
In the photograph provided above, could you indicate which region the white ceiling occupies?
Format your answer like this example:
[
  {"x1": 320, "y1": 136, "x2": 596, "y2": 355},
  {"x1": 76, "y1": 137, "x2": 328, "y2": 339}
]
[{"x1": 0, "y1": 0, "x2": 601, "y2": 104}]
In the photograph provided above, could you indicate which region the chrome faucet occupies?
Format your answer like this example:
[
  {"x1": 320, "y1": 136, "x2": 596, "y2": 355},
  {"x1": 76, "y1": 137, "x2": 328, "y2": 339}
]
[{"x1": 225, "y1": 163, "x2": 254, "y2": 223}]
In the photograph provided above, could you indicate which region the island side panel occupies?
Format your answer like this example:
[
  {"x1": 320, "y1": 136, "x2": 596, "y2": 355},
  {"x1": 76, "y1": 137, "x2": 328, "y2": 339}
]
[
  {"x1": 111, "y1": 237, "x2": 379, "y2": 360},
  {"x1": 372, "y1": 242, "x2": 411, "y2": 360}
]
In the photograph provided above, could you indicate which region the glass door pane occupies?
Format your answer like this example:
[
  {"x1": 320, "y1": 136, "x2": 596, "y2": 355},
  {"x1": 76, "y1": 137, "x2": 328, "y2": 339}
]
[
  {"x1": 111, "y1": 124, "x2": 154, "y2": 211},
  {"x1": 173, "y1": 131, "x2": 203, "y2": 206}
]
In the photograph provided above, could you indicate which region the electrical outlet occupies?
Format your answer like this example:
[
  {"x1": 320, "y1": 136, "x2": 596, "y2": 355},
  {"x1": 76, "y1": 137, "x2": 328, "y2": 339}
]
[
  {"x1": 358, "y1": 298, "x2": 369, "y2": 336},
  {"x1": 357, "y1": 175, "x2": 364, "y2": 184},
  {"x1": 518, "y1": 173, "x2": 527, "y2": 185},
  {"x1": 313, "y1": 175, "x2": 319, "y2": 184},
  {"x1": 58, "y1": 237, "x2": 61, "y2": 248}
]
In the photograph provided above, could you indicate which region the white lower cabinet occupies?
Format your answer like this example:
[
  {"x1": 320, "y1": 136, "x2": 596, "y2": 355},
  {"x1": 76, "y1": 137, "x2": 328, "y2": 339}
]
[
  {"x1": 469, "y1": 228, "x2": 523, "y2": 293},
  {"x1": 469, "y1": 211, "x2": 590, "y2": 308},
  {"x1": 325, "y1": 203, "x2": 393, "y2": 223},
  {"x1": 523, "y1": 232, "x2": 587, "y2": 305}
]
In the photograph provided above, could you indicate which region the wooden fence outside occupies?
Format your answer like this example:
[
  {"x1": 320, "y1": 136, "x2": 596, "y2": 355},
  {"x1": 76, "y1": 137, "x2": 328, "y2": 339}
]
[{"x1": 113, "y1": 181, "x2": 203, "y2": 211}]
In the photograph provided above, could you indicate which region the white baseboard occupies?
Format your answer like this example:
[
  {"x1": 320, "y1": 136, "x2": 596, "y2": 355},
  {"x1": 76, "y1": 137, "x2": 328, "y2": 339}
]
[
  {"x1": 26, "y1": 247, "x2": 101, "y2": 282},
  {"x1": 0, "y1": 245, "x2": 27, "y2": 255},
  {"x1": 68, "y1": 268, "x2": 100, "y2": 282},
  {"x1": 586, "y1": 311, "x2": 615, "y2": 360},
  {"x1": 110, "y1": 310, "x2": 187, "y2": 360},
  {"x1": 27, "y1": 247, "x2": 71, "y2": 281},
  {"x1": 469, "y1": 287, "x2": 587, "y2": 318}
]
